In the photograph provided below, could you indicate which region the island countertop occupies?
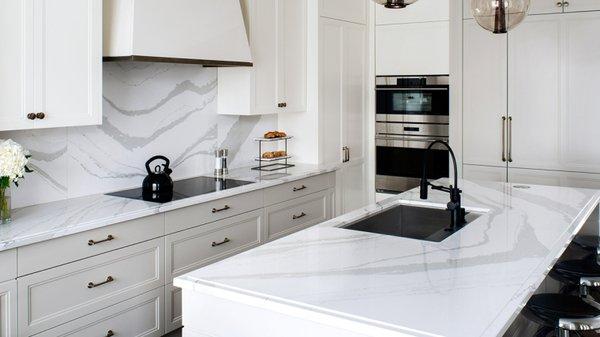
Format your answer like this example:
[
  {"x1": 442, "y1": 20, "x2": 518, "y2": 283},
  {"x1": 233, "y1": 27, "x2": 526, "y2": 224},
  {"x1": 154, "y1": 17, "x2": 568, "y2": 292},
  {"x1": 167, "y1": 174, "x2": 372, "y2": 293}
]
[{"x1": 174, "y1": 180, "x2": 600, "y2": 337}]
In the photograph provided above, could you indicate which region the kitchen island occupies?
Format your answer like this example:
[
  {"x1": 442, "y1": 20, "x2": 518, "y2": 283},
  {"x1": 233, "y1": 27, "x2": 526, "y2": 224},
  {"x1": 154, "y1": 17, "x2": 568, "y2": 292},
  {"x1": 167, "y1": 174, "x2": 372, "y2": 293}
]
[{"x1": 174, "y1": 180, "x2": 600, "y2": 337}]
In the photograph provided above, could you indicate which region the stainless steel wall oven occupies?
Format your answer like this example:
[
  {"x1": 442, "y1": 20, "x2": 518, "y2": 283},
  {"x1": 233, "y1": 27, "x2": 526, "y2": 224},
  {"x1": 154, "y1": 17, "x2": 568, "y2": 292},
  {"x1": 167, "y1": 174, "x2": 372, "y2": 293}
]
[{"x1": 376, "y1": 76, "x2": 450, "y2": 193}]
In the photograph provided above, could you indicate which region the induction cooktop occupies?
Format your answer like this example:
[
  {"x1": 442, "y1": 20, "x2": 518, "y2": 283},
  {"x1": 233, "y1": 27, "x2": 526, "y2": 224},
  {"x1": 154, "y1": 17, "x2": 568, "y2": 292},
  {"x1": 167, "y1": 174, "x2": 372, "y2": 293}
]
[{"x1": 107, "y1": 176, "x2": 254, "y2": 203}]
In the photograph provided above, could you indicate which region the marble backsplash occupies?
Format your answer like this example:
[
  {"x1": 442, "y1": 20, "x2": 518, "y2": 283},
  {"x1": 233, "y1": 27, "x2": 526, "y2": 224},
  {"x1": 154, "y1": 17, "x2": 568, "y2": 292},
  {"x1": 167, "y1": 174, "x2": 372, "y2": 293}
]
[{"x1": 0, "y1": 62, "x2": 277, "y2": 208}]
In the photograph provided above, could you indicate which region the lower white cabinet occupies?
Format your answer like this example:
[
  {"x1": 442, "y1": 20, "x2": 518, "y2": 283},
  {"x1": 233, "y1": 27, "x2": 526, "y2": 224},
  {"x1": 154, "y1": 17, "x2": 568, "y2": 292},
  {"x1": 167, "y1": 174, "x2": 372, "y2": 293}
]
[
  {"x1": 18, "y1": 238, "x2": 164, "y2": 336},
  {"x1": 165, "y1": 283, "x2": 182, "y2": 334},
  {"x1": 0, "y1": 280, "x2": 17, "y2": 337},
  {"x1": 35, "y1": 288, "x2": 164, "y2": 337},
  {"x1": 265, "y1": 188, "x2": 333, "y2": 241},
  {"x1": 463, "y1": 164, "x2": 508, "y2": 183}
]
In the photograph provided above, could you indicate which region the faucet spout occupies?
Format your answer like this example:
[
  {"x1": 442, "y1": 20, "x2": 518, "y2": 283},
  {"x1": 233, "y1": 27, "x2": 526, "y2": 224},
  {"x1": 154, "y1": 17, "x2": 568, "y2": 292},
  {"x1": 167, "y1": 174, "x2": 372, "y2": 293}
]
[{"x1": 419, "y1": 140, "x2": 466, "y2": 230}]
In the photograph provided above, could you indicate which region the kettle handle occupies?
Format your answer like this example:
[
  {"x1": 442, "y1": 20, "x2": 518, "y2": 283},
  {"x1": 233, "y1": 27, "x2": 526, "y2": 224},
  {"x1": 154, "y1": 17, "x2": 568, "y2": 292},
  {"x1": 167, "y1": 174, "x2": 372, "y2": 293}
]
[{"x1": 145, "y1": 155, "x2": 171, "y2": 175}]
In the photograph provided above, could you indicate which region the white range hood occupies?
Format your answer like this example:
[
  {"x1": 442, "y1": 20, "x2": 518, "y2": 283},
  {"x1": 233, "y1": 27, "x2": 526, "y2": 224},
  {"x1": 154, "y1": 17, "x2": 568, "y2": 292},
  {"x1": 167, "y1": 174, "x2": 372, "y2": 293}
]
[{"x1": 103, "y1": 0, "x2": 252, "y2": 66}]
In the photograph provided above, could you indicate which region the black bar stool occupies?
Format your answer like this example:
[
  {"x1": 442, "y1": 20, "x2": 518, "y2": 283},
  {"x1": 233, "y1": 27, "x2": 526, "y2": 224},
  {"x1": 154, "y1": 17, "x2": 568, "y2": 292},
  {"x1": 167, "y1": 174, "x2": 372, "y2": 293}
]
[
  {"x1": 550, "y1": 256, "x2": 600, "y2": 298},
  {"x1": 573, "y1": 235, "x2": 600, "y2": 255}
]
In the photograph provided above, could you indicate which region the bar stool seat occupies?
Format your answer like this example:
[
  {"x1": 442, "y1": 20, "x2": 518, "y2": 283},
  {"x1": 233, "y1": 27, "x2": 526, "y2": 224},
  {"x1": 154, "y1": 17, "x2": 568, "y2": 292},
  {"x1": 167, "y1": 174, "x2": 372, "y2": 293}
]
[
  {"x1": 551, "y1": 256, "x2": 600, "y2": 286},
  {"x1": 525, "y1": 294, "x2": 600, "y2": 335},
  {"x1": 573, "y1": 235, "x2": 600, "y2": 252}
]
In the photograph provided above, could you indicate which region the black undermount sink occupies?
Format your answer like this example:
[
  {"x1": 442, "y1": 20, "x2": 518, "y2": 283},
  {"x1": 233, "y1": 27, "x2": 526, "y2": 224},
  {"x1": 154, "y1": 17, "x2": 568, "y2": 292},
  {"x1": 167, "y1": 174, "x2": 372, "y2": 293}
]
[{"x1": 341, "y1": 204, "x2": 480, "y2": 242}]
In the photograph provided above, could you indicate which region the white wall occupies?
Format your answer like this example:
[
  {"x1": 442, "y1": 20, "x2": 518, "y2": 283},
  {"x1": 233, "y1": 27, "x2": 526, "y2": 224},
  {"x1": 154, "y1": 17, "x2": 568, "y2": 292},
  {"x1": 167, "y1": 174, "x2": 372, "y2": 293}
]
[{"x1": 0, "y1": 63, "x2": 277, "y2": 208}]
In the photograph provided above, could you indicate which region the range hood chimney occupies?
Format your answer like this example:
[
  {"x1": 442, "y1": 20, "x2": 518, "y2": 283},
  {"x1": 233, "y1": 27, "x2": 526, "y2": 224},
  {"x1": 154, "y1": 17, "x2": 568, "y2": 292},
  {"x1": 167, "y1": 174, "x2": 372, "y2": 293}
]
[{"x1": 103, "y1": 0, "x2": 252, "y2": 66}]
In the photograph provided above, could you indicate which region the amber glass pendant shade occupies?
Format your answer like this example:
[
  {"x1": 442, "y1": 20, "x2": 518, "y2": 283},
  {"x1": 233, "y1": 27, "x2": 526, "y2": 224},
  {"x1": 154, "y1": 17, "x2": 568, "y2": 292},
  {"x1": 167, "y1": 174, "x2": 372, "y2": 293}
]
[
  {"x1": 471, "y1": 0, "x2": 531, "y2": 34},
  {"x1": 372, "y1": 0, "x2": 419, "y2": 9}
]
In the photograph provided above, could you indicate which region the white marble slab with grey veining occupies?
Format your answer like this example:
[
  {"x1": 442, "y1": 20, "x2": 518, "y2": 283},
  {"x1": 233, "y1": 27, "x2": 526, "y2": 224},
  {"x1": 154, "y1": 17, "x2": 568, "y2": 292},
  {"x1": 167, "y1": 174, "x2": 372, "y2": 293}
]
[
  {"x1": 0, "y1": 164, "x2": 338, "y2": 252},
  {"x1": 174, "y1": 180, "x2": 600, "y2": 337}
]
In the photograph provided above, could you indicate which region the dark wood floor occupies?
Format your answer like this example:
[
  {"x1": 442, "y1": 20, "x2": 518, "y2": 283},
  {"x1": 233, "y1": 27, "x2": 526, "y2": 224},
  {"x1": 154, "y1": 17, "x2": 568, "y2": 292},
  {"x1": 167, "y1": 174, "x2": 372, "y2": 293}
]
[{"x1": 163, "y1": 328, "x2": 182, "y2": 337}]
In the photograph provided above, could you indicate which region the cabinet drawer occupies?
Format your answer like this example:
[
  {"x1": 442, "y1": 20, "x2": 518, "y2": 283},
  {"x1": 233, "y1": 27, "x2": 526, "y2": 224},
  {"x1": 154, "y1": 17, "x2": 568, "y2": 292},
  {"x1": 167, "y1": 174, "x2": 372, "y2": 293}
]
[
  {"x1": 264, "y1": 173, "x2": 334, "y2": 206},
  {"x1": 35, "y1": 287, "x2": 164, "y2": 337},
  {"x1": 18, "y1": 214, "x2": 164, "y2": 276},
  {"x1": 0, "y1": 249, "x2": 16, "y2": 282},
  {"x1": 165, "y1": 190, "x2": 263, "y2": 234},
  {"x1": 265, "y1": 189, "x2": 333, "y2": 241},
  {"x1": 18, "y1": 238, "x2": 164, "y2": 336},
  {"x1": 166, "y1": 209, "x2": 262, "y2": 280}
]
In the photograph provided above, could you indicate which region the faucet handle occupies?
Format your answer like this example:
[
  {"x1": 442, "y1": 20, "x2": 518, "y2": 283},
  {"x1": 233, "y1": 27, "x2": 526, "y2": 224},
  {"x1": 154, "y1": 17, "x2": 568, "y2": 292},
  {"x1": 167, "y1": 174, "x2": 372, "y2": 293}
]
[{"x1": 419, "y1": 179, "x2": 428, "y2": 200}]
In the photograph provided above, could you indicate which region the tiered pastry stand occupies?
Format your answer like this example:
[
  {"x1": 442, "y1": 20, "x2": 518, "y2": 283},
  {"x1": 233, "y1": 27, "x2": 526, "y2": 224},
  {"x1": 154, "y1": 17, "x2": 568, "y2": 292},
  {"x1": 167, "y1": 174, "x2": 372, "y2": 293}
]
[{"x1": 251, "y1": 136, "x2": 294, "y2": 172}]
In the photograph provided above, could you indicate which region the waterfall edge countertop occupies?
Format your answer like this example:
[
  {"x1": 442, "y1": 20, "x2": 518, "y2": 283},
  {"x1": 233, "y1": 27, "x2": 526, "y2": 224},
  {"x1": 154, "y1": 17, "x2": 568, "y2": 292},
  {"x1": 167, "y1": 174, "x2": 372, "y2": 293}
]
[
  {"x1": 174, "y1": 180, "x2": 600, "y2": 337},
  {"x1": 0, "y1": 164, "x2": 337, "y2": 251}
]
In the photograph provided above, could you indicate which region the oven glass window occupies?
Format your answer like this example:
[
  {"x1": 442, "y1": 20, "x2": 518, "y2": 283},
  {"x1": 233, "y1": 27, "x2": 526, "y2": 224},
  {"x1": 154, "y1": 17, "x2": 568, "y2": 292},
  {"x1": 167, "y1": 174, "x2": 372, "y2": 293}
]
[
  {"x1": 376, "y1": 147, "x2": 449, "y2": 179},
  {"x1": 392, "y1": 93, "x2": 432, "y2": 113}
]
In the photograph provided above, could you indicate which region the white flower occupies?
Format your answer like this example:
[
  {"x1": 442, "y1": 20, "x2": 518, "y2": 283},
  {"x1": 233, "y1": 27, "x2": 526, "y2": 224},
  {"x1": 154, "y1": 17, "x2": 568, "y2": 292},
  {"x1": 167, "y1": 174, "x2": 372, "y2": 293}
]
[{"x1": 0, "y1": 139, "x2": 30, "y2": 184}]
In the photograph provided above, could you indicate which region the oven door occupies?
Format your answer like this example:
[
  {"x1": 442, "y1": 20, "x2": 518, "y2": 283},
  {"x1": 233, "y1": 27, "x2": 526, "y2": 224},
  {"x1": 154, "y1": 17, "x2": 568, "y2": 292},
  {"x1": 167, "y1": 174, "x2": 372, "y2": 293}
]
[
  {"x1": 376, "y1": 88, "x2": 449, "y2": 123},
  {"x1": 375, "y1": 136, "x2": 449, "y2": 193}
]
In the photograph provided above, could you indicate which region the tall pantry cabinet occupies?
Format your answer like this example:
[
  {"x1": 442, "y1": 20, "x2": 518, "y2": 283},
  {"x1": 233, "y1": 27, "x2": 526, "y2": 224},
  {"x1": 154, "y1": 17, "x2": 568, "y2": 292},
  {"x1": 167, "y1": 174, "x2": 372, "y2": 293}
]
[{"x1": 462, "y1": 8, "x2": 600, "y2": 188}]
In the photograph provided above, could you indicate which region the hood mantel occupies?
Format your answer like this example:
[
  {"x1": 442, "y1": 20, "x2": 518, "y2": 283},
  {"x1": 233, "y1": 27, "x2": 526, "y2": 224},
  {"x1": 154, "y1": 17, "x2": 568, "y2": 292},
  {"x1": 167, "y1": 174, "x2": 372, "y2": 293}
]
[{"x1": 103, "y1": 0, "x2": 253, "y2": 66}]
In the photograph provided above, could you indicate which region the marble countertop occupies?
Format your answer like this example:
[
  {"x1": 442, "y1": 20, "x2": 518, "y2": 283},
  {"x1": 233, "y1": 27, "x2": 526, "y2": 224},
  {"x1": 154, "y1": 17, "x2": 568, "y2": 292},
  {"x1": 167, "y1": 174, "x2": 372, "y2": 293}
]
[
  {"x1": 174, "y1": 180, "x2": 600, "y2": 337},
  {"x1": 0, "y1": 164, "x2": 337, "y2": 252}
]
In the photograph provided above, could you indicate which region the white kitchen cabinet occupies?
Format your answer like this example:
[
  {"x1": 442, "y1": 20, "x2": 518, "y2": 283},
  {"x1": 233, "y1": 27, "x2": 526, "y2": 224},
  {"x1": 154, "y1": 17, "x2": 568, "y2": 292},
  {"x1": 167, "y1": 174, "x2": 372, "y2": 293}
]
[
  {"x1": 0, "y1": 0, "x2": 102, "y2": 131},
  {"x1": 376, "y1": 0, "x2": 449, "y2": 24},
  {"x1": 0, "y1": 250, "x2": 16, "y2": 283},
  {"x1": 218, "y1": 0, "x2": 307, "y2": 115},
  {"x1": 530, "y1": 0, "x2": 565, "y2": 15},
  {"x1": 564, "y1": 0, "x2": 600, "y2": 12},
  {"x1": 320, "y1": 17, "x2": 369, "y2": 214},
  {"x1": 320, "y1": 0, "x2": 367, "y2": 24},
  {"x1": 0, "y1": 280, "x2": 16, "y2": 337},
  {"x1": 462, "y1": 20, "x2": 507, "y2": 168},
  {"x1": 509, "y1": 168, "x2": 600, "y2": 189},
  {"x1": 463, "y1": 164, "x2": 508, "y2": 183}
]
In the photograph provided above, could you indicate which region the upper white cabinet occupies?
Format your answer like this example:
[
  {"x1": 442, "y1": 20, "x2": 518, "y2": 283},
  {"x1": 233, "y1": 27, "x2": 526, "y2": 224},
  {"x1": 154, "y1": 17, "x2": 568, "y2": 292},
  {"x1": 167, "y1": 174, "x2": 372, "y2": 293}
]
[
  {"x1": 218, "y1": 0, "x2": 307, "y2": 115},
  {"x1": 0, "y1": 0, "x2": 102, "y2": 131},
  {"x1": 320, "y1": 0, "x2": 367, "y2": 24},
  {"x1": 465, "y1": 0, "x2": 600, "y2": 17},
  {"x1": 563, "y1": 0, "x2": 600, "y2": 12},
  {"x1": 376, "y1": 0, "x2": 449, "y2": 76}
]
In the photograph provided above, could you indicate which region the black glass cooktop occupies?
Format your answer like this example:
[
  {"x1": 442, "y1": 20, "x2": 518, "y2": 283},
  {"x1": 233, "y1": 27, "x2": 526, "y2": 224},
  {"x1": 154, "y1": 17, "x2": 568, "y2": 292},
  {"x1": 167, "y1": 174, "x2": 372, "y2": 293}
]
[{"x1": 107, "y1": 176, "x2": 254, "y2": 203}]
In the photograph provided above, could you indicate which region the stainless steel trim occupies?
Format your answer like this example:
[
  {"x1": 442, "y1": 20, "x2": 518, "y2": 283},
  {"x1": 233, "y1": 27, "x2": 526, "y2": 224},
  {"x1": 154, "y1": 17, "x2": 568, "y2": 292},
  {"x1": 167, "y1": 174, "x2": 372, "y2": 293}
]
[
  {"x1": 376, "y1": 88, "x2": 448, "y2": 91},
  {"x1": 502, "y1": 116, "x2": 507, "y2": 162},
  {"x1": 376, "y1": 75, "x2": 449, "y2": 86},
  {"x1": 378, "y1": 114, "x2": 449, "y2": 124},
  {"x1": 508, "y1": 116, "x2": 513, "y2": 163},
  {"x1": 376, "y1": 135, "x2": 448, "y2": 149},
  {"x1": 375, "y1": 114, "x2": 387, "y2": 122},
  {"x1": 385, "y1": 123, "x2": 448, "y2": 137}
]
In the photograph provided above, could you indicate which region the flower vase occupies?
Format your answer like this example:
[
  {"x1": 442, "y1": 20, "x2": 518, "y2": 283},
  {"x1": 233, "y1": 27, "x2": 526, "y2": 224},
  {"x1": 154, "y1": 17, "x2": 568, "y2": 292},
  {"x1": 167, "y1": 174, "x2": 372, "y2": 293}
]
[{"x1": 0, "y1": 186, "x2": 11, "y2": 224}]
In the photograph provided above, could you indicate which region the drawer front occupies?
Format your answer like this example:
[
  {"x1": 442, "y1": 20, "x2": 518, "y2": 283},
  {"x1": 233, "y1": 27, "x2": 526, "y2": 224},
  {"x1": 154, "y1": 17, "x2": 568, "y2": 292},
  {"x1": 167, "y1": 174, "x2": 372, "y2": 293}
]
[
  {"x1": 35, "y1": 287, "x2": 164, "y2": 337},
  {"x1": 265, "y1": 189, "x2": 333, "y2": 241},
  {"x1": 165, "y1": 283, "x2": 182, "y2": 334},
  {"x1": 18, "y1": 214, "x2": 164, "y2": 276},
  {"x1": 166, "y1": 209, "x2": 263, "y2": 280},
  {"x1": 165, "y1": 190, "x2": 263, "y2": 234},
  {"x1": 19, "y1": 238, "x2": 164, "y2": 336},
  {"x1": 264, "y1": 173, "x2": 335, "y2": 206},
  {"x1": 0, "y1": 249, "x2": 16, "y2": 282}
]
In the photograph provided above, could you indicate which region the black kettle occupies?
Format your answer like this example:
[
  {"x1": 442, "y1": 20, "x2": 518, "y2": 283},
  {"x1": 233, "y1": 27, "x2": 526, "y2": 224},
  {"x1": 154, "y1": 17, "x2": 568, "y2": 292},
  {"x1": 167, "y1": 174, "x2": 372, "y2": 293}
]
[{"x1": 142, "y1": 155, "x2": 174, "y2": 202}]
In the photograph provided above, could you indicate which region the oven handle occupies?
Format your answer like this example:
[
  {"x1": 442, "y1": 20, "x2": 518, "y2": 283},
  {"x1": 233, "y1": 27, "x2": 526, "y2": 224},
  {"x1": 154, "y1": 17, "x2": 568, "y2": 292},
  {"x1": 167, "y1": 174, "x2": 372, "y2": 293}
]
[
  {"x1": 375, "y1": 136, "x2": 448, "y2": 142},
  {"x1": 375, "y1": 88, "x2": 449, "y2": 91}
]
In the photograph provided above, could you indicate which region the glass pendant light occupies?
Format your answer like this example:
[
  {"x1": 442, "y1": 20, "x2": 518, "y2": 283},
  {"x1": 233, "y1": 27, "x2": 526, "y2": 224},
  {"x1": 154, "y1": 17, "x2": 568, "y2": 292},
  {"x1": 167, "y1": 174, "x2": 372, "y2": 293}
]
[
  {"x1": 471, "y1": 0, "x2": 531, "y2": 34},
  {"x1": 372, "y1": 0, "x2": 418, "y2": 9}
]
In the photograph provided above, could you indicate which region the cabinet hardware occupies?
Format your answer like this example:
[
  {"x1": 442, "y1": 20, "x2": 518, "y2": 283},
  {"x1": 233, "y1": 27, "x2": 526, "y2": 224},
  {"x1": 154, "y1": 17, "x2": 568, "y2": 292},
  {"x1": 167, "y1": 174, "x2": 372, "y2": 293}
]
[
  {"x1": 212, "y1": 205, "x2": 230, "y2": 213},
  {"x1": 293, "y1": 185, "x2": 307, "y2": 192},
  {"x1": 342, "y1": 146, "x2": 350, "y2": 163},
  {"x1": 292, "y1": 212, "x2": 306, "y2": 220},
  {"x1": 36, "y1": 112, "x2": 45, "y2": 120},
  {"x1": 88, "y1": 234, "x2": 115, "y2": 246},
  {"x1": 508, "y1": 116, "x2": 513, "y2": 163},
  {"x1": 501, "y1": 116, "x2": 507, "y2": 162},
  {"x1": 87, "y1": 276, "x2": 114, "y2": 289},
  {"x1": 106, "y1": 330, "x2": 114, "y2": 337},
  {"x1": 278, "y1": 102, "x2": 287, "y2": 108},
  {"x1": 212, "y1": 238, "x2": 230, "y2": 247},
  {"x1": 27, "y1": 113, "x2": 37, "y2": 120},
  {"x1": 557, "y1": 1, "x2": 563, "y2": 7},
  {"x1": 563, "y1": 1, "x2": 569, "y2": 7}
]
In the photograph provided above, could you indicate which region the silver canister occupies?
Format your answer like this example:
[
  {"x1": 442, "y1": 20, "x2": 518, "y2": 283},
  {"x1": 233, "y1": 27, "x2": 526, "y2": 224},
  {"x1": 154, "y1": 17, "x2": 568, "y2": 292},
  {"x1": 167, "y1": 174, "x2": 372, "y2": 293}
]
[{"x1": 214, "y1": 149, "x2": 229, "y2": 177}]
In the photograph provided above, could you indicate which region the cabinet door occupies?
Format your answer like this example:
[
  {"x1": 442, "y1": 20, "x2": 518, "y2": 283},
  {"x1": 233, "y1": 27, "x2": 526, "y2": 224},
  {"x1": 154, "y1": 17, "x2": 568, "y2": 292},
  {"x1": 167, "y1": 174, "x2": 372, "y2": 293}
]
[
  {"x1": 320, "y1": 0, "x2": 367, "y2": 24},
  {"x1": 462, "y1": 20, "x2": 508, "y2": 168},
  {"x1": 36, "y1": 0, "x2": 102, "y2": 129},
  {"x1": 564, "y1": 0, "x2": 600, "y2": 12},
  {"x1": 279, "y1": 0, "x2": 307, "y2": 113},
  {"x1": 376, "y1": 0, "x2": 449, "y2": 24},
  {"x1": 530, "y1": 0, "x2": 565, "y2": 14},
  {"x1": 509, "y1": 167, "x2": 600, "y2": 189},
  {"x1": 337, "y1": 162, "x2": 368, "y2": 215},
  {"x1": 0, "y1": 0, "x2": 34, "y2": 131},
  {"x1": 561, "y1": 12, "x2": 600, "y2": 173},
  {"x1": 0, "y1": 280, "x2": 17, "y2": 337},
  {"x1": 463, "y1": 164, "x2": 508, "y2": 183},
  {"x1": 508, "y1": 15, "x2": 562, "y2": 171}
]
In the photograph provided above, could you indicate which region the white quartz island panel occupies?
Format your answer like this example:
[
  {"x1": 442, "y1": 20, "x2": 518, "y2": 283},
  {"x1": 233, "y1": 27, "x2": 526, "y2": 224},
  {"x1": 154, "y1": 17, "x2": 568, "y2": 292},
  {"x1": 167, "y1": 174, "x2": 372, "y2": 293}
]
[{"x1": 175, "y1": 180, "x2": 600, "y2": 337}]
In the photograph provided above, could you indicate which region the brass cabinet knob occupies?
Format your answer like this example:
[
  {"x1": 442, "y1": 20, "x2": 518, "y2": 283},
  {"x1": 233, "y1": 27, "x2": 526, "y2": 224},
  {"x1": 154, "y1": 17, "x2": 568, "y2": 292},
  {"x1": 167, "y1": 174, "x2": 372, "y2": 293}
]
[
  {"x1": 36, "y1": 112, "x2": 45, "y2": 120},
  {"x1": 27, "y1": 113, "x2": 37, "y2": 120},
  {"x1": 557, "y1": 1, "x2": 563, "y2": 6},
  {"x1": 278, "y1": 102, "x2": 287, "y2": 108},
  {"x1": 563, "y1": 1, "x2": 569, "y2": 7}
]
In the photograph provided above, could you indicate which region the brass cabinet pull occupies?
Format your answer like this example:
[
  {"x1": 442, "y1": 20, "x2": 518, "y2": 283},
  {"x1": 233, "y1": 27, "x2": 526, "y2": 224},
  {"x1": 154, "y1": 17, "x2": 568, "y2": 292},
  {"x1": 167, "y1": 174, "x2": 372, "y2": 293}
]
[
  {"x1": 88, "y1": 235, "x2": 114, "y2": 246},
  {"x1": 293, "y1": 185, "x2": 307, "y2": 192},
  {"x1": 508, "y1": 116, "x2": 513, "y2": 163},
  {"x1": 212, "y1": 238, "x2": 231, "y2": 247},
  {"x1": 212, "y1": 205, "x2": 230, "y2": 213},
  {"x1": 36, "y1": 112, "x2": 45, "y2": 120},
  {"x1": 106, "y1": 330, "x2": 114, "y2": 337},
  {"x1": 501, "y1": 116, "x2": 507, "y2": 162},
  {"x1": 27, "y1": 113, "x2": 37, "y2": 120},
  {"x1": 293, "y1": 212, "x2": 306, "y2": 220},
  {"x1": 87, "y1": 276, "x2": 114, "y2": 289},
  {"x1": 278, "y1": 102, "x2": 287, "y2": 108}
]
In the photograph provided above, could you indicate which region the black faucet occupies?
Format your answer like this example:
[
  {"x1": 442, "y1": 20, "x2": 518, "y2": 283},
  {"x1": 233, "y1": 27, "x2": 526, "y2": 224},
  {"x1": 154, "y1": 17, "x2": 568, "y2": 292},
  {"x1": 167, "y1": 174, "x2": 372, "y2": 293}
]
[{"x1": 419, "y1": 140, "x2": 466, "y2": 231}]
